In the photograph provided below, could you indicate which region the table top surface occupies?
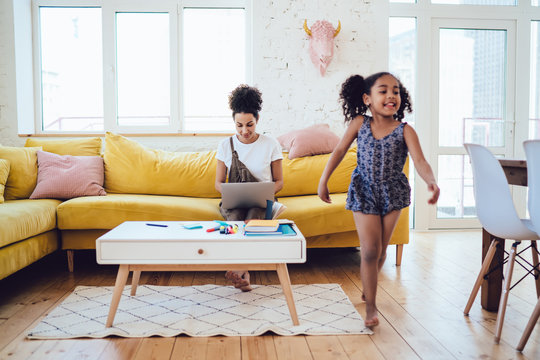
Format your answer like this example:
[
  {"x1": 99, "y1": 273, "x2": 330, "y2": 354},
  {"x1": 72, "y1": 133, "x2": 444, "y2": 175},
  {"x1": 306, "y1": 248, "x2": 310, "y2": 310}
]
[
  {"x1": 97, "y1": 221, "x2": 305, "y2": 242},
  {"x1": 499, "y1": 158, "x2": 527, "y2": 168}
]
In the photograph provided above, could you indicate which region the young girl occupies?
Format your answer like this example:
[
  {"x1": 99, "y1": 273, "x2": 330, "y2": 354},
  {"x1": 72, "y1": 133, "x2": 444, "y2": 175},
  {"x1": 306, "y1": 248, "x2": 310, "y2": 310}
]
[
  {"x1": 215, "y1": 84, "x2": 284, "y2": 291},
  {"x1": 318, "y1": 73, "x2": 440, "y2": 327}
]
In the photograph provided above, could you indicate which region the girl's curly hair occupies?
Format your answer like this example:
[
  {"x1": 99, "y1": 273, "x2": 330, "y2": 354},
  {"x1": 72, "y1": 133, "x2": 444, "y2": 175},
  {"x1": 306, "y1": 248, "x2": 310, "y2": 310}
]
[
  {"x1": 228, "y1": 85, "x2": 263, "y2": 119},
  {"x1": 339, "y1": 72, "x2": 412, "y2": 123}
]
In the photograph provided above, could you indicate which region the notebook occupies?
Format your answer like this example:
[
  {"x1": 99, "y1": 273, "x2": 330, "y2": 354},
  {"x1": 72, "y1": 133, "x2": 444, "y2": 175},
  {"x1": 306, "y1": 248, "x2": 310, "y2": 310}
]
[
  {"x1": 221, "y1": 181, "x2": 275, "y2": 209},
  {"x1": 245, "y1": 219, "x2": 279, "y2": 232},
  {"x1": 244, "y1": 223, "x2": 297, "y2": 236}
]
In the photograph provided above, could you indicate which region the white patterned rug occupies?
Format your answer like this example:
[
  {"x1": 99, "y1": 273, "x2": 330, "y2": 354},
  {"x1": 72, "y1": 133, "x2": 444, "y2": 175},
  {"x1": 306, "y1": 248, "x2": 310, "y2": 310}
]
[{"x1": 27, "y1": 284, "x2": 372, "y2": 338}]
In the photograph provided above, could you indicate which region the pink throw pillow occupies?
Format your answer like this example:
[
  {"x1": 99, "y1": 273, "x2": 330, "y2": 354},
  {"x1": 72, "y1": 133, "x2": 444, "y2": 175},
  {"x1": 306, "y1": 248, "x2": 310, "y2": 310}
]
[
  {"x1": 30, "y1": 151, "x2": 106, "y2": 200},
  {"x1": 277, "y1": 123, "x2": 340, "y2": 159}
]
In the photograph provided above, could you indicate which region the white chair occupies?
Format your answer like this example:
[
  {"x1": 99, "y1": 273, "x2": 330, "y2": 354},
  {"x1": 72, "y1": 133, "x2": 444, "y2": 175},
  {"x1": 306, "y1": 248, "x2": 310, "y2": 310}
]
[
  {"x1": 463, "y1": 143, "x2": 540, "y2": 344},
  {"x1": 517, "y1": 140, "x2": 540, "y2": 351}
]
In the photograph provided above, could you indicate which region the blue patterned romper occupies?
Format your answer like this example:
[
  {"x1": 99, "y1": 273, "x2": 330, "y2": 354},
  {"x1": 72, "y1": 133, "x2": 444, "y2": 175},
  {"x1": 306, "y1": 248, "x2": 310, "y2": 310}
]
[{"x1": 346, "y1": 116, "x2": 411, "y2": 215}]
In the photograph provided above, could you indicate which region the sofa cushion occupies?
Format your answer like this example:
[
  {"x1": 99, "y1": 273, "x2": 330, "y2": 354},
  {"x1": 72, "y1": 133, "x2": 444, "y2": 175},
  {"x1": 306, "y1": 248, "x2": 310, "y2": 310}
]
[
  {"x1": 0, "y1": 230, "x2": 58, "y2": 281},
  {"x1": 278, "y1": 194, "x2": 356, "y2": 238},
  {"x1": 25, "y1": 137, "x2": 102, "y2": 156},
  {"x1": 57, "y1": 192, "x2": 355, "y2": 239},
  {"x1": 0, "y1": 146, "x2": 41, "y2": 200},
  {"x1": 0, "y1": 199, "x2": 61, "y2": 248},
  {"x1": 278, "y1": 147, "x2": 357, "y2": 197},
  {"x1": 104, "y1": 132, "x2": 220, "y2": 198},
  {"x1": 0, "y1": 159, "x2": 9, "y2": 203},
  {"x1": 57, "y1": 194, "x2": 222, "y2": 229},
  {"x1": 277, "y1": 123, "x2": 340, "y2": 159},
  {"x1": 30, "y1": 151, "x2": 106, "y2": 200}
]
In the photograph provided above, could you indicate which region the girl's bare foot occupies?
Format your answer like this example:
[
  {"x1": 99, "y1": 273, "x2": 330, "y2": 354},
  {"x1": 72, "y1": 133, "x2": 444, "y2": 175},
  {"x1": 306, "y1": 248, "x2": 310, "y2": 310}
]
[
  {"x1": 225, "y1": 271, "x2": 252, "y2": 292},
  {"x1": 364, "y1": 315, "x2": 379, "y2": 328},
  {"x1": 365, "y1": 304, "x2": 379, "y2": 328}
]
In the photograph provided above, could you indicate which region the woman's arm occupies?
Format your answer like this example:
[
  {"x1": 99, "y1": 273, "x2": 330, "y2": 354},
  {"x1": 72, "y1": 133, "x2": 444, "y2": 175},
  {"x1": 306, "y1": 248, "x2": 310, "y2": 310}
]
[
  {"x1": 318, "y1": 116, "x2": 363, "y2": 203},
  {"x1": 403, "y1": 124, "x2": 440, "y2": 204},
  {"x1": 215, "y1": 160, "x2": 227, "y2": 194},
  {"x1": 271, "y1": 159, "x2": 284, "y2": 194}
]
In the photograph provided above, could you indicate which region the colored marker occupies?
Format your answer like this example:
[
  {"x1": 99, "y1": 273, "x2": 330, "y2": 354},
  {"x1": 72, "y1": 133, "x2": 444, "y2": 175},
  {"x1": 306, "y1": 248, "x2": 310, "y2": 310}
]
[
  {"x1": 206, "y1": 226, "x2": 221, "y2": 232},
  {"x1": 146, "y1": 223, "x2": 168, "y2": 227}
]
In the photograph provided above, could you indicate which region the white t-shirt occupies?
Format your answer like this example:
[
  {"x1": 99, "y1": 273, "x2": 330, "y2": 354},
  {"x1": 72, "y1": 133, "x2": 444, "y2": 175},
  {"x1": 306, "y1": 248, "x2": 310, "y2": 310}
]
[{"x1": 216, "y1": 134, "x2": 283, "y2": 182}]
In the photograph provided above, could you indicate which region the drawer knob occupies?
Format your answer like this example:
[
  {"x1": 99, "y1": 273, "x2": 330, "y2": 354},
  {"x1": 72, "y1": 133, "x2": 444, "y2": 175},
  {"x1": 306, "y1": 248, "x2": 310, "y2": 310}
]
[{"x1": 198, "y1": 249, "x2": 204, "y2": 255}]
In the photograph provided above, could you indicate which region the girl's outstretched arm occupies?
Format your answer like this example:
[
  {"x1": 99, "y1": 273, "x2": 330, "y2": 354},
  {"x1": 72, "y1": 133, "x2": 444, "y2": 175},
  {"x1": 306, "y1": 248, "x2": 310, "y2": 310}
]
[
  {"x1": 318, "y1": 116, "x2": 364, "y2": 203},
  {"x1": 403, "y1": 124, "x2": 440, "y2": 204}
]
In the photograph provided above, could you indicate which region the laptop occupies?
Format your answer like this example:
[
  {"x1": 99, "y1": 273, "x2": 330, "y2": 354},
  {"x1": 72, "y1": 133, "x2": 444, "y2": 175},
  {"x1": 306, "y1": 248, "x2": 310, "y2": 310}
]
[{"x1": 221, "y1": 182, "x2": 275, "y2": 209}]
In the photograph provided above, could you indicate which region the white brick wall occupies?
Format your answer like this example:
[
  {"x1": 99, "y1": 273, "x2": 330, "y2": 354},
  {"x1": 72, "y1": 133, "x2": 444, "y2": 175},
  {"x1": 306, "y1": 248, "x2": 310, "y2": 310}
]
[
  {"x1": 0, "y1": 0, "x2": 16, "y2": 146},
  {"x1": 0, "y1": 0, "x2": 385, "y2": 151}
]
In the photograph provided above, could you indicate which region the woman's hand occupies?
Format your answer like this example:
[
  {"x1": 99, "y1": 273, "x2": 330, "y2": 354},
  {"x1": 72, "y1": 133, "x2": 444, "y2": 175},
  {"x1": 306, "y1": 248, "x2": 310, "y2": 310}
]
[
  {"x1": 427, "y1": 183, "x2": 440, "y2": 204},
  {"x1": 318, "y1": 182, "x2": 332, "y2": 203}
]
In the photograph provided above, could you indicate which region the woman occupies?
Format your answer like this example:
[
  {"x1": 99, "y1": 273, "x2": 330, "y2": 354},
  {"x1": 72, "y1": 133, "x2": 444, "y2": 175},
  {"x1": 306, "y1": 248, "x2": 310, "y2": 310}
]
[{"x1": 215, "y1": 84, "x2": 284, "y2": 291}]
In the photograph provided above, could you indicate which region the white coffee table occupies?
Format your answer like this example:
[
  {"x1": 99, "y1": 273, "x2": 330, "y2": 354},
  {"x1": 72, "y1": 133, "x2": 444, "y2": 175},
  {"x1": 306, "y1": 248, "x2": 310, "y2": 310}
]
[{"x1": 96, "y1": 221, "x2": 306, "y2": 327}]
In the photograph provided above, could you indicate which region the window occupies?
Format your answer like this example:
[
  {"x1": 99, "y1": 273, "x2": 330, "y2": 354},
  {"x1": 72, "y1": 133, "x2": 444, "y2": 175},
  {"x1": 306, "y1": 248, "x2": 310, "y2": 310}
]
[
  {"x1": 390, "y1": 1, "x2": 539, "y2": 230},
  {"x1": 530, "y1": 21, "x2": 540, "y2": 139},
  {"x1": 116, "y1": 12, "x2": 170, "y2": 128},
  {"x1": 389, "y1": 16, "x2": 416, "y2": 227},
  {"x1": 38, "y1": 7, "x2": 103, "y2": 132},
  {"x1": 33, "y1": 0, "x2": 250, "y2": 134},
  {"x1": 182, "y1": 8, "x2": 246, "y2": 133}
]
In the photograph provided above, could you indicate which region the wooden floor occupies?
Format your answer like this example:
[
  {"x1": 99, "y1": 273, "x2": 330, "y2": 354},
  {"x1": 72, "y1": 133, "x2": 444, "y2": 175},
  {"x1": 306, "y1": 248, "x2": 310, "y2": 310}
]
[{"x1": 1, "y1": 230, "x2": 540, "y2": 359}]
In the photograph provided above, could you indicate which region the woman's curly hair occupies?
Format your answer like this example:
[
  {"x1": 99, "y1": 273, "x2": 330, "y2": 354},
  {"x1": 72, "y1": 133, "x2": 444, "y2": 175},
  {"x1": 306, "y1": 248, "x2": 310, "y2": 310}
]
[
  {"x1": 228, "y1": 84, "x2": 263, "y2": 119},
  {"x1": 339, "y1": 72, "x2": 412, "y2": 123}
]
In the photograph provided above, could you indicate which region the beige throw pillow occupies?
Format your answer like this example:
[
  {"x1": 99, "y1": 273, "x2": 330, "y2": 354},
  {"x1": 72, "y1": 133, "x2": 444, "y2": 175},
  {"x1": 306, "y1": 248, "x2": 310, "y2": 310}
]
[
  {"x1": 30, "y1": 151, "x2": 106, "y2": 200},
  {"x1": 277, "y1": 124, "x2": 340, "y2": 159}
]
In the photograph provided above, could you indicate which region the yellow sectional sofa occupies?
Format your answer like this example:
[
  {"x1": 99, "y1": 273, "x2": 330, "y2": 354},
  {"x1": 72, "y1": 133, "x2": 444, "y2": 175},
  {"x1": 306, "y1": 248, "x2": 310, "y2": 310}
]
[{"x1": 0, "y1": 133, "x2": 409, "y2": 280}]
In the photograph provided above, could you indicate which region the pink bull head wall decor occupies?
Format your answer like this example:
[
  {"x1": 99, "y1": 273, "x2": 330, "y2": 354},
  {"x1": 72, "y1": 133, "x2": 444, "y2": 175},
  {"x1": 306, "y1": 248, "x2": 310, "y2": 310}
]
[{"x1": 303, "y1": 19, "x2": 341, "y2": 76}]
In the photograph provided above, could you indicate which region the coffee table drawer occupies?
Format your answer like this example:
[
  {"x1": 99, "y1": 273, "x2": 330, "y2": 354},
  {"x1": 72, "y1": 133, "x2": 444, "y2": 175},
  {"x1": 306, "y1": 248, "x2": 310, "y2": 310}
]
[{"x1": 97, "y1": 240, "x2": 304, "y2": 264}]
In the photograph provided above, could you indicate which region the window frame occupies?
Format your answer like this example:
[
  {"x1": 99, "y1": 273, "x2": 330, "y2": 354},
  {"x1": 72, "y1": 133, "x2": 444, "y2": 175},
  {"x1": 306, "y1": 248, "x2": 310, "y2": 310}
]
[{"x1": 30, "y1": 0, "x2": 252, "y2": 135}]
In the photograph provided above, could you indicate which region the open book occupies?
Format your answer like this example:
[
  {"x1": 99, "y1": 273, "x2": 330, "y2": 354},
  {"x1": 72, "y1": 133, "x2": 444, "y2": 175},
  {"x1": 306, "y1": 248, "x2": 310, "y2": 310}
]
[
  {"x1": 271, "y1": 201, "x2": 287, "y2": 219},
  {"x1": 265, "y1": 200, "x2": 287, "y2": 220}
]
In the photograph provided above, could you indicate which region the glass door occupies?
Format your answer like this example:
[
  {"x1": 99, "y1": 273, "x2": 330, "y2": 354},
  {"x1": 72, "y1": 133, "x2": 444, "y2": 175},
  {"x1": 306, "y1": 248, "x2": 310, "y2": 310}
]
[{"x1": 427, "y1": 19, "x2": 515, "y2": 229}]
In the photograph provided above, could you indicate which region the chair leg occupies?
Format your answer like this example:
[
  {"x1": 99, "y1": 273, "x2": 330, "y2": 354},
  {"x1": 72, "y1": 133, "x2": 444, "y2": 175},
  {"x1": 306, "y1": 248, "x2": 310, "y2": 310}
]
[
  {"x1": 464, "y1": 239, "x2": 498, "y2": 315},
  {"x1": 531, "y1": 241, "x2": 540, "y2": 298},
  {"x1": 395, "y1": 244, "x2": 403, "y2": 266},
  {"x1": 516, "y1": 295, "x2": 540, "y2": 351},
  {"x1": 494, "y1": 241, "x2": 519, "y2": 344},
  {"x1": 67, "y1": 250, "x2": 74, "y2": 273}
]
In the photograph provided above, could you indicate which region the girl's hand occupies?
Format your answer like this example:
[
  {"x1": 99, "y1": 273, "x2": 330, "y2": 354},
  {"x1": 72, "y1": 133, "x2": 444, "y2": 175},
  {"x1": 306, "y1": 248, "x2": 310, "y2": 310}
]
[
  {"x1": 427, "y1": 183, "x2": 440, "y2": 204},
  {"x1": 318, "y1": 183, "x2": 332, "y2": 203}
]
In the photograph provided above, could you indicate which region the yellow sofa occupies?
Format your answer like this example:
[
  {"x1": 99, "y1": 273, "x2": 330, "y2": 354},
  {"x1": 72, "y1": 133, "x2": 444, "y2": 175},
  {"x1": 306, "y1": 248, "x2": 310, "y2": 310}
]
[{"x1": 0, "y1": 133, "x2": 409, "y2": 280}]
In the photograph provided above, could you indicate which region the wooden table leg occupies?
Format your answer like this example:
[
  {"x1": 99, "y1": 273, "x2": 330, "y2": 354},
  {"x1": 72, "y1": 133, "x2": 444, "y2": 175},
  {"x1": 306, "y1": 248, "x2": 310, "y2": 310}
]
[
  {"x1": 531, "y1": 241, "x2": 540, "y2": 298},
  {"x1": 130, "y1": 270, "x2": 141, "y2": 296},
  {"x1": 481, "y1": 230, "x2": 504, "y2": 312},
  {"x1": 276, "y1": 263, "x2": 300, "y2": 326},
  {"x1": 106, "y1": 264, "x2": 129, "y2": 327}
]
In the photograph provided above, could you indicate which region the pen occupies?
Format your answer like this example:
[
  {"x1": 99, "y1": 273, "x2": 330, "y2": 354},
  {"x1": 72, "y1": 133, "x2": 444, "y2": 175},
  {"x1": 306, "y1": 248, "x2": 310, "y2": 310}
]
[
  {"x1": 146, "y1": 223, "x2": 168, "y2": 227},
  {"x1": 206, "y1": 226, "x2": 221, "y2": 232}
]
